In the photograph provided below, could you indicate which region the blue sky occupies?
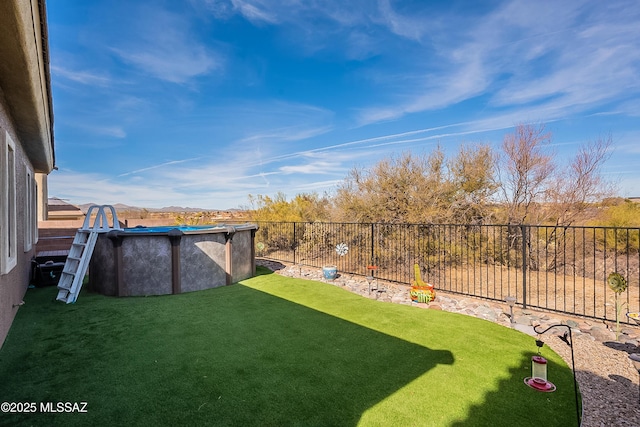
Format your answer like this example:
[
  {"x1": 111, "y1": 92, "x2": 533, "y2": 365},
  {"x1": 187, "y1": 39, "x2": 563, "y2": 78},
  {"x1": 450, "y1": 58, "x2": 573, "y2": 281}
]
[{"x1": 47, "y1": 0, "x2": 640, "y2": 209}]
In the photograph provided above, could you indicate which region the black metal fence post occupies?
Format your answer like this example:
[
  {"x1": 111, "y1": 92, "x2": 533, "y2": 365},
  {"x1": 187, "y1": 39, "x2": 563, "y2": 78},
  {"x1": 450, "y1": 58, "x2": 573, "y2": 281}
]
[
  {"x1": 293, "y1": 222, "x2": 296, "y2": 265},
  {"x1": 521, "y1": 224, "x2": 528, "y2": 309},
  {"x1": 370, "y1": 223, "x2": 375, "y2": 267}
]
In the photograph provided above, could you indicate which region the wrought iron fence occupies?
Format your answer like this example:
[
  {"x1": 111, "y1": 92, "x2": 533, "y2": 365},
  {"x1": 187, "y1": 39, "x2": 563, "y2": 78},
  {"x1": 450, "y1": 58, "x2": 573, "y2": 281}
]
[{"x1": 254, "y1": 221, "x2": 640, "y2": 323}]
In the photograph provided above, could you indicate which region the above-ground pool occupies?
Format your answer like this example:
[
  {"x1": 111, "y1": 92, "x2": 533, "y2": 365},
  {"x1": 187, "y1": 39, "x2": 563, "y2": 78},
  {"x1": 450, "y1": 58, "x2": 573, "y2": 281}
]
[
  {"x1": 88, "y1": 224, "x2": 258, "y2": 297},
  {"x1": 123, "y1": 225, "x2": 215, "y2": 233}
]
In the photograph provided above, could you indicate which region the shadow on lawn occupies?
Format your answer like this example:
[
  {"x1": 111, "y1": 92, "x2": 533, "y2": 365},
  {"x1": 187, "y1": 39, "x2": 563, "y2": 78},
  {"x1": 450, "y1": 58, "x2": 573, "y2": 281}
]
[
  {"x1": 450, "y1": 350, "x2": 580, "y2": 427},
  {"x1": 1, "y1": 269, "x2": 454, "y2": 427},
  {"x1": 453, "y1": 353, "x2": 640, "y2": 427}
]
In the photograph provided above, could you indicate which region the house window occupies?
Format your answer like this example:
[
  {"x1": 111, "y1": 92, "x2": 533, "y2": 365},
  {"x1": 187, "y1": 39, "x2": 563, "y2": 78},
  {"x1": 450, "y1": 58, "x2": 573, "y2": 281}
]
[
  {"x1": 1, "y1": 130, "x2": 17, "y2": 274},
  {"x1": 33, "y1": 180, "x2": 38, "y2": 245},
  {"x1": 24, "y1": 165, "x2": 37, "y2": 251}
]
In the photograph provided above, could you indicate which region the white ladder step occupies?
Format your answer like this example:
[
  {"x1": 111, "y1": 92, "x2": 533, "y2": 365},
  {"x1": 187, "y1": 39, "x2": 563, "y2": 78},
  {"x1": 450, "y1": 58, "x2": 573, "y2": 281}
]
[
  {"x1": 57, "y1": 283, "x2": 72, "y2": 291},
  {"x1": 56, "y1": 231, "x2": 98, "y2": 304},
  {"x1": 56, "y1": 204, "x2": 122, "y2": 304}
]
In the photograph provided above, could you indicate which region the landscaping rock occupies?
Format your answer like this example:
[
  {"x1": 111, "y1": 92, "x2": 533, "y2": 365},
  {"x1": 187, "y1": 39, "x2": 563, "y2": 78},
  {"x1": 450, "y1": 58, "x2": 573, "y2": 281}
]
[
  {"x1": 589, "y1": 326, "x2": 616, "y2": 342},
  {"x1": 566, "y1": 319, "x2": 580, "y2": 328},
  {"x1": 514, "y1": 315, "x2": 532, "y2": 325},
  {"x1": 391, "y1": 295, "x2": 410, "y2": 305}
]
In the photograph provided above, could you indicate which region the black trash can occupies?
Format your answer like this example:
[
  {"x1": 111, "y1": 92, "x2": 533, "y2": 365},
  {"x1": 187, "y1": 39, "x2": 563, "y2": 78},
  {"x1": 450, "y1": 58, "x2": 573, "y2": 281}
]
[{"x1": 33, "y1": 260, "x2": 65, "y2": 287}]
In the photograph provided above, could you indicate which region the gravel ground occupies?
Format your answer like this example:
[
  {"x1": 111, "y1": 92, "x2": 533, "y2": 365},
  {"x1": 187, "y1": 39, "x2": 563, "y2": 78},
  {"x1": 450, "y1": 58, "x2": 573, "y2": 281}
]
[
  {"x1": 257, "y1": 259, "x2": 640, "y2": 427},
  {"x1": 546, "y1": 335, "x2": 640, "y2": 427}
]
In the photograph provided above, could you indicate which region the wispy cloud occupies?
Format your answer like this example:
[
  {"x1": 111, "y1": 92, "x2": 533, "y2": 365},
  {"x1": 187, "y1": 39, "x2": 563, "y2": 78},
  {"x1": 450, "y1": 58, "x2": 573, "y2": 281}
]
[
  {"x1": 50, "y1": 164, "x2": 276, "y2": 208},
  {"x1": 229, "y1": 0, "x2": 279, "y2": 24},
  {"x1": 51, "y1": 65, "x2": 112, "y2": 86},
  {"x1": 49, "y1": 170, "x2": 181, "y2": 207},
  {"x1": 239, "y1": 125, "x2": 333, "y2": 144},
  {"x1": 375, "y1": 0, "x2": 432, "y2": 42},
  {"x1": 68, "y1": 124, "x2": 127, "y2": 139},
  {"x1": 218, "y1": 0, "x2": 439, "y2": 42},
  {"x1": 199, "y1": 0, "x2": 435, "y2": 59},
  {"x1": 117, "y1": 158, "x2": 201, "y2": 177},
  {"x1": 111, "y1": 6, "x2": 222, "y2": 83},
  {"x1": 357, "y1": 0, "x2": 640, "y2": 126},
  {"x1": 490, "y1": 7, "x2": 640, "y2": 109},
  {"x1": 280, "y1": 160, "x2": 345, "y2": 175},
  {"x1": 114, "y1": 47, "x2": 218, "y2": 84},
  {"x1": 356, "y1": 62, "x2": 489, "y2": 125}
]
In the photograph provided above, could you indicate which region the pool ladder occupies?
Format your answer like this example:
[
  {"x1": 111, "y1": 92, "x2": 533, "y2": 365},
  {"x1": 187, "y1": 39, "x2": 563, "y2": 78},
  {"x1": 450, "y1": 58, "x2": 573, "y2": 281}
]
[{"x1": 56, "y1": 205, "x2": 122, "y2": 304}]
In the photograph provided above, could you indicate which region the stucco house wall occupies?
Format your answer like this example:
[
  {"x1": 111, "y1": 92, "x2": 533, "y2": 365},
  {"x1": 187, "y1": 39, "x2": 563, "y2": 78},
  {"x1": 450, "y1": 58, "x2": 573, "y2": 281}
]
[
  {"x1": 0, "y1": 0, "x2": 55, "y2": 349},
  {"x1": 0, "y1": 104, "x2": 34, "y2": 346}
]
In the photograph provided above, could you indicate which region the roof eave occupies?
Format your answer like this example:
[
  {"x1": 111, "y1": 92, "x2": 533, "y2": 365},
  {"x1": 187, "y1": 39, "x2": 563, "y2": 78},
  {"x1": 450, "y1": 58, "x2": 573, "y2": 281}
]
[{"x1": 0, "y1": 0, "x2": 55, "y2": 173}]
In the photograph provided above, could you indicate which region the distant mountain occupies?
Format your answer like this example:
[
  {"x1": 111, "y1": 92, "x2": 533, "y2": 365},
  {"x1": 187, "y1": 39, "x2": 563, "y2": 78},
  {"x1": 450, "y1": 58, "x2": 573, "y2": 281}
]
[
  {"x1": 77, "y1": 203, "x2": 217, "y2": 213},
  {"x1": 159, "y1": 206, "x2": 210, "y2": 212}
]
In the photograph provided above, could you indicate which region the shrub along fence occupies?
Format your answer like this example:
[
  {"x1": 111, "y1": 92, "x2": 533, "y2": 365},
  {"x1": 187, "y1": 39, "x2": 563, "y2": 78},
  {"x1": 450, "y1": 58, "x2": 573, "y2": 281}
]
[{"x1": 254, "y1": 221, "x2": 640, "y2": 323}]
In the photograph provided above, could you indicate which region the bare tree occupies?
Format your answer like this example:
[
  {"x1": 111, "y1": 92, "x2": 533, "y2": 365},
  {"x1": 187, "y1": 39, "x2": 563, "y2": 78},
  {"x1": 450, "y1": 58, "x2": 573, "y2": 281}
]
[
  {"x1": 497, "y1": 123, "x2": 555, "y2": 225},
  {"x1": 546, "y1": 135, "x2": 614, "y2": 227},
  {"x1": 497, "y1": 125, "x2": 616, "y2": 274}
]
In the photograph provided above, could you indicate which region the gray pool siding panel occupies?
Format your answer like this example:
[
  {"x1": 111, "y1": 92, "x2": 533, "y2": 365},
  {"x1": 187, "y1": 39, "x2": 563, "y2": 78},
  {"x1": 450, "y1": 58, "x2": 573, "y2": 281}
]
[
  {"x1": 180, "y1": 234, "x2": 227, "y2": 292},
  {"x1": 122, "y1": 236, "x2": 172, "y2": 296},
  {"x1": 231, "y1": 230, "x2": 254, "y2": 283},
  {"x1": 89, "y1": 236, "x2": 116, "y2": 296}
]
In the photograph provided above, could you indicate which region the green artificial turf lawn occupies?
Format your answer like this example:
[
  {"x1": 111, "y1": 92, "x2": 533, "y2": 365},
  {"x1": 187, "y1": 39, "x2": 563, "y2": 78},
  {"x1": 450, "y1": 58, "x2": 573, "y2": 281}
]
[{"x1": 0, "y1": 267, "x2": 579, "y2": 426}]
